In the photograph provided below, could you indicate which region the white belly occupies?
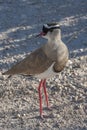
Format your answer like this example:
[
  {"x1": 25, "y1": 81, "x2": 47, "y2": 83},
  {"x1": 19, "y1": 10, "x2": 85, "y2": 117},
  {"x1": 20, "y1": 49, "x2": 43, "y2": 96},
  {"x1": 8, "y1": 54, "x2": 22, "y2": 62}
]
[{"x1": 36, "y1": 62, "x2": 58, "y2": 79}]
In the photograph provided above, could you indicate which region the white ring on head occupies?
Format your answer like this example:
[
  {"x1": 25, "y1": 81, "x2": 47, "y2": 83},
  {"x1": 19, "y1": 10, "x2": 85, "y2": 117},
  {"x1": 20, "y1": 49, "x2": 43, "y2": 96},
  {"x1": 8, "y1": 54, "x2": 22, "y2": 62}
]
[{"x1": 44, "y1": 24, "x2": 60, "y2": 29}]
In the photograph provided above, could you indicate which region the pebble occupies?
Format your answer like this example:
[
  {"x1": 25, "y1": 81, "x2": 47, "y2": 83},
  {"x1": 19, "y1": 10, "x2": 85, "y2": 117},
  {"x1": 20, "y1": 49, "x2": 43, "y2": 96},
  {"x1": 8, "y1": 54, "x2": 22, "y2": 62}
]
[
  {"x1": 79, "y1": 49, "x2": 84, "y2": 52},
  {"x1": 17, "y1": 114, "x2": 21, "y2": 118}
]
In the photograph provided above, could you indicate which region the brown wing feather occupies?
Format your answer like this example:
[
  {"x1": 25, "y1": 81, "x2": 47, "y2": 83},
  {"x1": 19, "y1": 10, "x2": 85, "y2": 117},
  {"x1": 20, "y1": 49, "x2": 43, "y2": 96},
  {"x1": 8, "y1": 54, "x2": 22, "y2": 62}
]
[{"x1": 3, "y1": 47, "x2": 53, "y2": 75}]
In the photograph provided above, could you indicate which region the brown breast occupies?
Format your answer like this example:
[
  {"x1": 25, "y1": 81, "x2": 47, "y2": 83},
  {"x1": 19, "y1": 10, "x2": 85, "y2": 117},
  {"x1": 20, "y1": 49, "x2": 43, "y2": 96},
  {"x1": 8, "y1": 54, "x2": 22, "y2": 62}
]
[
  {"x1": 53, "y1": 45, "x2": 69, "y2": 73},
  {"x1": 53, "y1": 56, "x2": 68, "y2": 72}
]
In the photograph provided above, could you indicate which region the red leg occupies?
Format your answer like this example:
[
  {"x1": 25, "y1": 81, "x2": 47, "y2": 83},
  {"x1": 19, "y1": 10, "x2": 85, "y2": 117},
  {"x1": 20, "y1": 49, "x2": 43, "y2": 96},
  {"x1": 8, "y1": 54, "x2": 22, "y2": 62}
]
[
  {"x1": 43, "y1": 79, "x2": 49, "y2": 107},
  {"x1": 38, "y1": 80, "x2": 44, "y2": 117}
]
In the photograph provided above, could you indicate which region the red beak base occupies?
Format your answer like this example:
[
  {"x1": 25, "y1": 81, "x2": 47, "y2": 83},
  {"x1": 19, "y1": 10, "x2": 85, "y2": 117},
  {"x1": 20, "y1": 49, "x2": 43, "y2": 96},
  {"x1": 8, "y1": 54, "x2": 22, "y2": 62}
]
[{"x1": 36, "y1": 32, "x2": 46, "y2": 37}]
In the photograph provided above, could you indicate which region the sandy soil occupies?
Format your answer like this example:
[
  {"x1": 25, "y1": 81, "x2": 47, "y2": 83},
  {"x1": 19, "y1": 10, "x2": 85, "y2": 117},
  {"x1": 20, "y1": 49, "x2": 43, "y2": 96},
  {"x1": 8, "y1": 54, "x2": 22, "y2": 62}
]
[{"x1": 0, "y1": 0, "x2": 87, "y2": 130}]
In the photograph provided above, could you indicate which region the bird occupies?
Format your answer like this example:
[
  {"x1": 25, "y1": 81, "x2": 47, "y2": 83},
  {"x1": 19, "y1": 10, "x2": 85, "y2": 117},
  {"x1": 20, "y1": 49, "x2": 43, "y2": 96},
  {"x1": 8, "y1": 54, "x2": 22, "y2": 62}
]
[{"x1": 3, "y1": 22, "x2": 69, "y2": 118}]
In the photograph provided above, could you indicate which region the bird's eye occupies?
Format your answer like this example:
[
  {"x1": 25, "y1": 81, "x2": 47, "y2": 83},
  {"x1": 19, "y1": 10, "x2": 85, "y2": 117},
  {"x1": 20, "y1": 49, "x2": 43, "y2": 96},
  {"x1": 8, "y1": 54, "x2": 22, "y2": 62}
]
[{"x1": 49, "y1": 29, "x2": 53, "y2": 32}]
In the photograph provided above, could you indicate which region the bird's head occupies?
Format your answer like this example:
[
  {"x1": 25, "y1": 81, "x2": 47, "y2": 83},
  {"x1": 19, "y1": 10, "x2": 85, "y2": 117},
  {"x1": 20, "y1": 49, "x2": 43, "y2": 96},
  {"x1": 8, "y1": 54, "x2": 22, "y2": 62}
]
[{"x1": 36, "y1": 22, "x2": 61, "y2": 41}]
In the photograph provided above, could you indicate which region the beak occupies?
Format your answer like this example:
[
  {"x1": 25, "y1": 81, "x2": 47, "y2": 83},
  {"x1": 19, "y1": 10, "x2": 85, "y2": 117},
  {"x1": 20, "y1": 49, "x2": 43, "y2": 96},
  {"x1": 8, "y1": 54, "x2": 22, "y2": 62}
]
[{"x1": 35, "y1": 32, "x2": 45, "y2": 37}]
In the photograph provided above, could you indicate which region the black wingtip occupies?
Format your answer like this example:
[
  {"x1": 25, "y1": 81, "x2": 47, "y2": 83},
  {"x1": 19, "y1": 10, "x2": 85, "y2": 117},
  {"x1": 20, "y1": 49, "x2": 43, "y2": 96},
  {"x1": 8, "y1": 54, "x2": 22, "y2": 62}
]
[
  {"x1": 2, "y1": 71, "x2": 8, "y2": 75},
  {"x1": 2, "y1": 70, "x2": 9, "y2": 75},
  {"x1": 2, "y1": 70, "x2": 8, "y2": 75},
  {"x1": 2, "y1": 72, "x2": 12, "y2": 78},
  {"x1": 2, "y1": 72, "x2": 5, "y2": 75}
]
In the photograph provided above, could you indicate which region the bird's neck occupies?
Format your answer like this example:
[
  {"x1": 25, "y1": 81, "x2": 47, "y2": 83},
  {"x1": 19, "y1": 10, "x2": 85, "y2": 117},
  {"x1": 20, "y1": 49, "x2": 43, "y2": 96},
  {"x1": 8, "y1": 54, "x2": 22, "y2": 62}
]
[
  {"x1": 48, "y1": 31, "x2": 62, "y2": 45},
  {"x1": 47, "y1": 36, "x2": 62, "y2": 48}
]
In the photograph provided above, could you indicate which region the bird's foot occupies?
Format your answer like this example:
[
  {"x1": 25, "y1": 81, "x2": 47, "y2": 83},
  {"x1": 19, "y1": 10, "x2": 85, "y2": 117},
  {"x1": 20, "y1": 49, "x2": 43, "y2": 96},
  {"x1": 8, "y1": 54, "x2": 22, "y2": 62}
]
[
  {"x1": 40, "y1": 114, "x2": 44, "y2": 119},
  {"x1": 40, "y1": 113, "x2": 49, "y2": 119},
  {"x1": 47, "y1": 105, "x2": 52, "y2": 110},
  {"x1": 40, "y1": 114, "x2": 46, "y2": 119}
]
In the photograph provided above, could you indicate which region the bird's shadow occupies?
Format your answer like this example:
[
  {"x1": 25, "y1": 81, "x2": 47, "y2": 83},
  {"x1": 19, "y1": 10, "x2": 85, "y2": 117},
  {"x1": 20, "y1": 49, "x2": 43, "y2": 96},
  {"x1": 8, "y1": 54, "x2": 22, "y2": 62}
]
[{"x1": 28, "y1": 105, "x2": 59, "y2": 119}]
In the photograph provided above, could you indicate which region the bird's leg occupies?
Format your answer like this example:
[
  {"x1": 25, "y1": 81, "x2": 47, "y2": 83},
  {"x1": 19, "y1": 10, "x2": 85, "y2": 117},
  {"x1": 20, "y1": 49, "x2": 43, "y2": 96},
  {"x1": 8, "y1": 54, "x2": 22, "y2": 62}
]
[
  {"x1": 43, "y1": 79, "x2": 52, "y2": 110},
  {"x1": 43, "y1": 79, "x2": 49, "y2": 108},
  {"x1": 38, "y1": 80, "x2": 44, "y2": 118}
]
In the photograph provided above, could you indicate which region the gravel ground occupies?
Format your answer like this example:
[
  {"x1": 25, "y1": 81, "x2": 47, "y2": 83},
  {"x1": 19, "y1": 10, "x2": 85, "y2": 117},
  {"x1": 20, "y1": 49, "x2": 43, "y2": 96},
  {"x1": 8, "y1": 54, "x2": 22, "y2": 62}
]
[{"x1": 0, "y1": 0, "x2": 87, "y2": 130}]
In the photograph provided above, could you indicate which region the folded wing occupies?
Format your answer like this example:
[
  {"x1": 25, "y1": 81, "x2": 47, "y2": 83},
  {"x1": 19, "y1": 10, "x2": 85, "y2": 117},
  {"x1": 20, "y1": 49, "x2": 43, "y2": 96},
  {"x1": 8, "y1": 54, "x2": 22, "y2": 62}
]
[{"x1": 3, "y1": 47, "x2": 53, "y2": 75}]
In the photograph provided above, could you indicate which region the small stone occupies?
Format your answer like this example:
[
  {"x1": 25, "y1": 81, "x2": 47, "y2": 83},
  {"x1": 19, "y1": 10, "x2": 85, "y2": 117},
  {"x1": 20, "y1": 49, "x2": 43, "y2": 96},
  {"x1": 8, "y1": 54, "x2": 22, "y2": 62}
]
[
  {"x1": 17, "y1": 114, "x2": 21, "y2": 118},
  {"x1": 23, "y1": 113, "x2": 26, "y2": 116},
  {"x1": 57, "y1": 114, "x2": 60, "y2": 118},
  {"x1": 79, "y1": 49, "x2": 83, "y2": 52},
  {"x1": 55, "y1": 78, "x2": 59, "y2": 82},
  {"x1": 75, "y1": 96, "x2": 78, "y2": 101}
]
